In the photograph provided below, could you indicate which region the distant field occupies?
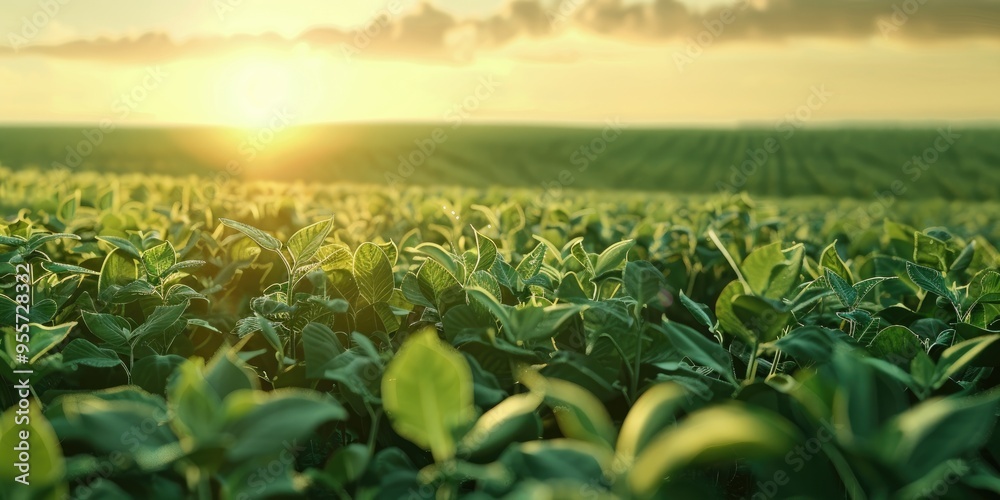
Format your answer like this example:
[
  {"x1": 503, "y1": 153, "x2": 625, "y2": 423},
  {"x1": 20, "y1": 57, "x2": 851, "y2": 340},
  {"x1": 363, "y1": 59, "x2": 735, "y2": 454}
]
[{"x1": 0, "y1": 124, "x2": 997, "y2": 200}]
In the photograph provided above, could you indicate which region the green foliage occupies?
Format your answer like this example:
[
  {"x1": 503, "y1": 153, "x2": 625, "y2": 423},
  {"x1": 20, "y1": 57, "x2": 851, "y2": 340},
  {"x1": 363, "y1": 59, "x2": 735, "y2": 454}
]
[{"x1": 3, "y1": 171, "x2": 1000, "y2": 499}]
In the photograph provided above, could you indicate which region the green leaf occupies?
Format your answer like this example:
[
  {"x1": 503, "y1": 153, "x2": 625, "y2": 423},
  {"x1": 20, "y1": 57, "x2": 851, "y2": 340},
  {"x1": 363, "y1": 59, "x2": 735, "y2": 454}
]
[
  {"x1": 906, "y1": 262, "x2": 958, "y2": 305},
  {"x1": 458, "y1": 392, "x2": 544, "y2": 460},
  {"x1": 868, "y1": 326, "x2": 923, "y2": 363},
  {"x1": 130, "y1": 303, "x2": 189, "y2": 346},
  {"x1": 81, "y1": 310, "x2": 131, "y2": 348},
  {"x1": 521, "y1": 371, "x2": 616, "y2": 450},
  {"x1": 592, "y1": 239, "x2": 634, "y2": 278},
  {"x1": 167, "y1": 358, "x2": 221, "y2": 444},
  {"x1": 96, "y1": 235, "x2": 142, "y2": 259},
  {"x1": 914, "y1": 232, "x2": 950, "y2": 271},
  {"x1": 741, "y1": 242, "x2": 804, "y2": 300},
  {"x1": 820, "y1": 240, "x2": 852, "y2": 283},
  {"x1": 382, "y1": 329, "x2": 475, "y2": 462},
  {"x1": 41, "y1": 261, "x2": 100, "y2": 276},
  {"x1": 474, "y1": 230, "x2": 498, "y2": 272},
  {"x1": 98, "y1": 248, "x2": 138, "y2": 294},
  {"x1": 220, "y1": 218, "x2": 282, "y2": 252},
  {"x1": 624, "y1": 261, "x2": 667, "y2": 308},
  {"x1": 132, "y1": 354, "x2": 187, "y2": 395},
  {"x1": 26, "y1": 322, "x2": 76, "y2": 364},
  {"x1": 354, "y1": 242, "x2": 394, "y2": 307},
  {"x1": 679, "y1": 291, "x2": 716, "y2": 332},
  {"x1": 630, "y1": 405, "x2": 798, "y2": 497},
  {"x1": 303, "y1": 322, "x2": 343, "y2": 379},
  {"x1": 323, "y1": 443, "x2": 371, "y2": 485},
  {"x1": 61, "y1": 338, "x2": 122, "y2": 368},
  {"x1": 570, "y1": 239, "x2": 595, "y2": 276},
  {"x1": 932, "y1": 335, "x2": 1000, "y2": 388},
  {"x1": 659, "y1": 320, "x2": 737, "y2": 386},
  {"x1": 0, "y1": 402, "x2": 67, "y2": 498},
  {"x1": 731, "y1": 295, "x2": 791, "y2": 343},
  {"x1": 288, "y1": 218, "x2": 334, "y2": 264},
  {"x1": 876, "y1": 391, "x2": 1000, "y2": 479},
  {"x1": 616, "y1": 383, "x2": 689, "y2": 461},
  {"x1": 716, "y1": 280, "x2": 754, "y2": 343},
  {"x1": 825, "y1": 268, "x2": 857, "y2": 308},
  {"x1": 205, "y1": 348, "x2": 258, "y2": 400},
  {"x1": 224, "y1": 389, "x2": 348, "y2": 462},
  {"x1": 515, "y1": 244, "x2": 547, "y2": 282},
  {"x1": 141, "y1": 241, "x2": 176, "y2": 279}
]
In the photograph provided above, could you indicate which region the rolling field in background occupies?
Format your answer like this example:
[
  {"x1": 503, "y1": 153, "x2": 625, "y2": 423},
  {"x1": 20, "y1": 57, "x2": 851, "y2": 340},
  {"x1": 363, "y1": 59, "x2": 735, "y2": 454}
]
[{"x1": 1, "y1": 125, "x2": 997, "y2": 200}]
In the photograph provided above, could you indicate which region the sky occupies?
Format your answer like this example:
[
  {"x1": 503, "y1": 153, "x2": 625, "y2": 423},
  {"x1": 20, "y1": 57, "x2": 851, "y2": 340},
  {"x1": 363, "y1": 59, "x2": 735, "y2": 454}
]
[{"x1": 1, "y1": 0, "x2": 999, "y2": 127}]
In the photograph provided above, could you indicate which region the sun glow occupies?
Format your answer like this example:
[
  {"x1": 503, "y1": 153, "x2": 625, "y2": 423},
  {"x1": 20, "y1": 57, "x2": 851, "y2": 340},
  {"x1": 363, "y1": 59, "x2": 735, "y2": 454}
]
[{"x1": 213, "y1": 50, "x2": 311, "y2": 127}]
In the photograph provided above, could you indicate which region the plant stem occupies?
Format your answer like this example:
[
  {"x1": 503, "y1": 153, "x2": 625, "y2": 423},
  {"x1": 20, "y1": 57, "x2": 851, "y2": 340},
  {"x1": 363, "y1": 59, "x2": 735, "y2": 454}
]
[
  {"x1": 707, "y1": 229, "x2": 751, "y2": 293},
  {"x1": 745, "y1": 339, "x2": 759, "y2": 382}
]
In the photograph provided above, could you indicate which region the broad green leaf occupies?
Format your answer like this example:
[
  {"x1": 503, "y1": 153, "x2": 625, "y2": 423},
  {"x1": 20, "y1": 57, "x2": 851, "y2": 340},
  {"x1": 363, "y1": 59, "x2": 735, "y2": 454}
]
[
  {"x1": 659, "y1": 320, "x2": 737, "y2": 386},
  {"x1": 219, "y1": 218, "x2": 282, "y2": 251},
  {"x1": 616, "y1": 383, "x2": 689, "y2": 461},
  {"x1": 141, "y1": 241, "x2": 176, "y2": 279},
  {"x1": 474, "y1": 230, "x2": 498, "y2": 272},
  {"x1": 624, "y1": 261, "x2": 667, "y2": 308},
  {"x1": 716, "y1": 280, "x2": 754, "y2": 343},
  {"x1": 323, "y1": 443, "x2": 371, "y2": 485},
  {"x1": 914, "y1": 232, "x2": 950, "y2": 271},
  {"x1": 224, "y1": 389, "x2": 348, "y2": 462},
  {"x1": 906, "y1": 262, "x2": 958, "y2": 305},
  {"x1": 167, "y1": 358, "x2": 222, "y2": 445},
  {"x1": 741, "y1": 242, "x2": 804, "y2": 300},
  {"x1": 303, "y1": 322, "x2": 343, "y2": 379},
  {"x1": 288, "y1": 218, "x2": 334, "y2": 264},
  {"x1": 731, "y1": 295, "x2": 790, "y2": 343},
  {"x1": 354, "y1": 242, "x2": 394, "y2": 306},
  {"x1": 458, "y1": 391, "x2": 543, "y2": 460},
  {"x1": 868, "y1": 326, "x2": 922, "y2": 363},
  {"x1": 130, "y1": 303, "x2": 189, "y2": 346},
  {"x1": 593, "y1": 239, "x2": 634, "y2": 278},
  {"x1": 0, "y1": 402, "x2": 67, "y2": 499},
  {"x1": 25, "y1": 322, "x2": 75, "y2": 364},
  {"x1": 515, "y1": 244, "x2": 547, "y2": 282},
  {"x1": 521, "y1": 371, "x2": 616, "y2": 450},
  {"x1": 95, "y1": 235, "x2": 142, "y2": 259},
  {"x1": 826, "y1": 268, "x2": 857, "y2": 308},
  {"x1": 98, "y1": 248, "x2": 138, "y2": 294},
  {"x1": 679, "y1": 291, "x2": 715, "y2": 332},
  {"x1": 81, "y1": 311, "x2": 131, "y2": 348},
  {"x1": 630, "y1": 405, "x2": 798, "y2": 497},
  {"x1": 933, "y1": 334, "x2": 1000, "y2": 388},
  {"x1": 820, "y1": 240, "x2": 852, "y2": 283},
  {"x1": 876, "y1": 391, "x2": 1000, "y2": 479},
  {"x1": 132, "y1": 354, "x2": 187, "y2": 395},
  {"x1": 61, "y1": 338, "x2": 122, "y2": 368},
  {"x1": 382, "y1": 329, "x2": 475, "y2": 462}
]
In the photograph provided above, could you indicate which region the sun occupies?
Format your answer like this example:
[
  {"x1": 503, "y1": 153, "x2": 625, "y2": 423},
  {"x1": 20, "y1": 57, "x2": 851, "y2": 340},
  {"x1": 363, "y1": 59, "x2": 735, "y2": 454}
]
[{"x1": 215, "y1": 52, "x2": 302, "y2": 127}]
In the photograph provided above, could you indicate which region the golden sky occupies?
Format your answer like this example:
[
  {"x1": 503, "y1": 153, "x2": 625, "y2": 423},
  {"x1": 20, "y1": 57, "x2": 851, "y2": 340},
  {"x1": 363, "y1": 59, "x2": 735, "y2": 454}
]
[{"x1": 1, "y1": 0, "x2": 999, "y2": 127}]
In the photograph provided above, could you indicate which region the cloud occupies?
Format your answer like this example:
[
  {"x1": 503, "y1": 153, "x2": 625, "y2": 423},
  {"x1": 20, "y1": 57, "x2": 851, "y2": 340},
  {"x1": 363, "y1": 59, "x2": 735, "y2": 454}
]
[{"x1": 2, "y1": 0, "x2": 999, "y2": 63}]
